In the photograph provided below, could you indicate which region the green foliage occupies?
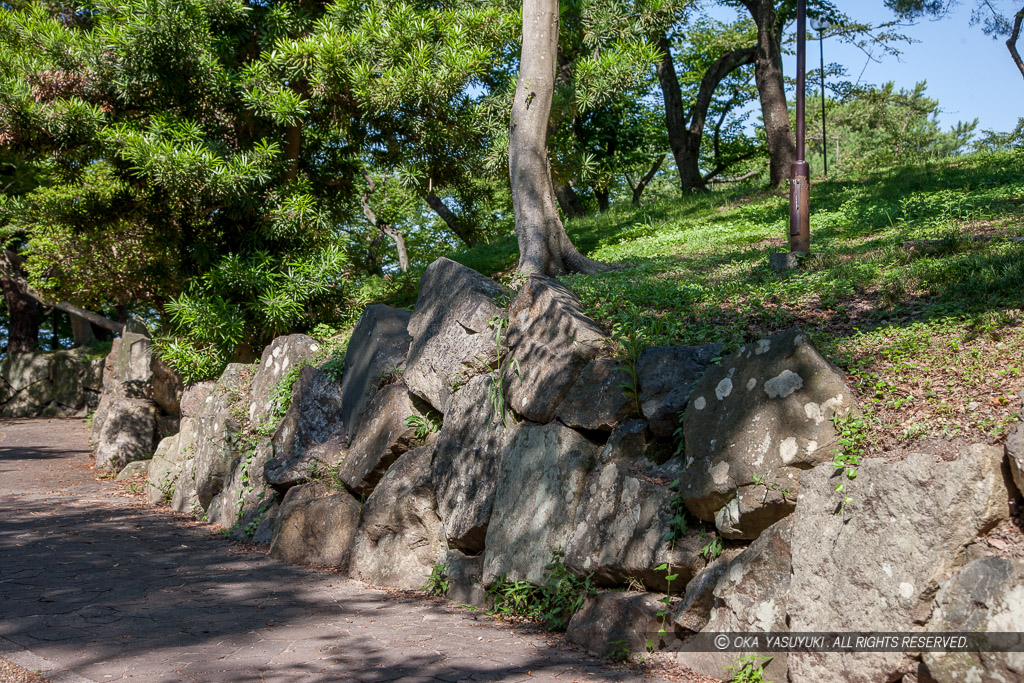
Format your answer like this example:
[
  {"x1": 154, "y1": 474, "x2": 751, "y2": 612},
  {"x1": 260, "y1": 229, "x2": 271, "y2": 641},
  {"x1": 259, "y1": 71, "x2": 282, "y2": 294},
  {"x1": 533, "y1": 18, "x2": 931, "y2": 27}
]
[
  {"x1": 487, "y1": 549, "x2": 596, "y2": 632},
  {"x1": 422, "y1": 562, "x2": 450, "y2": 597},
  {"x1": 405, "y1": 413, "x2": 441, "y2": 439},
  {"x1": 723, "y1": 654, "x2": 774, "y2": 683}
]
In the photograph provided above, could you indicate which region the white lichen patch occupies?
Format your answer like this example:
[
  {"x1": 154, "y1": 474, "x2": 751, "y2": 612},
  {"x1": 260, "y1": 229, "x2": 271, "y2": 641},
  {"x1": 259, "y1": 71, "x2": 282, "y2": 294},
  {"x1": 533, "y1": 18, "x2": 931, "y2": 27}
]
[
  {"x1": 764, "y1": 369, "x2": 803, "y2": 399},
  {"x1": 756, "y1": 339, "x2": 771, "y2": 355},
  {"x1": 780, "y1": 437, "x2": 799, "y2": 464},
  {"x1": 694, "y1": 396, "x2": 706, "y2": 411},
  {"x1": 716, "y1": 378, "x2": 734, "y2": 400},
  {"x1": 899, "y1": 582, "x2": 915, "y2": 599},
  {"x1": 712, "y1": 460, "x2": 730, "y2": 485},
  {"x1": 747, "y1": 377, "x2": 757, "y2": 391},
  {"x1": 805, "y1": 440, "x2": 818, "y2": 455}
]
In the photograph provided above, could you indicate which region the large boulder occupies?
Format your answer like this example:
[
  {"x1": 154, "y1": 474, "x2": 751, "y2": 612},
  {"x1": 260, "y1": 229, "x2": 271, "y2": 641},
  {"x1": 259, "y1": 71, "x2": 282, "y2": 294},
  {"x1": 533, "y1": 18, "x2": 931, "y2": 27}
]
[
  {"x1": 336, "y1": 383, "x2": 427, "y2": 496},
  {"x1": 678, "y1": 517, "x2": 793, "y2": 683},
  {"x1": 565, "y1": 421, "x2": 721, "y2": 592},
  {"x1": 349, "y1": 446, "x2": 445, "y2": 590},
  {"x1": 265, "y1": 366, "x2": 345, "y2": 490},
  {"x1": 206, "y1": 441, "x2": 277, "y2": 533},
  {"x1": 151, "y1": 357, "x2": 183, "y2": 416},
  {"x1": 504, "y1": 276, "x2": 607, "y2": 424},
  {"x1": 0, "y1": 353, "x2": 57, "y2": 417},
  {"x1": 179, "y1": 381, "x2": 216, "y2": 418},
  {"x1": 1006, "y1": 422, "x2": 1024, "y2": 498},
  {"x1": 246, "y1": 334, "x2": 321, "y2": 427},
  {"x1": 431, "y1": 374, "x2": 516, "y2": 552},
  {"x1": 441, "y1": 550, "x2": 488, "y2": 608},
  {"x1": 567, "y1": 591, "x2": 680, "y2": 658},
  {"x1": 93, "y1": 398, "x2": 158, "y2": 472},
  {"x1": 191, "y1": 363, "x2": 251, "y2": 509},
  {"x1": 636, "y1": 345, "x2": 722, "y2": 438},
  {"x1": 0, "y1": 352, "x2": 51, "y2": 392},
  {"x1": 556, "y1": 359, "x2": 637, "y2": 432},
  {"x1": 404, "y1": 258, "x2": 507, "y2": 414},
  {"x1": 269, "y1": 482, "x2": 362, "y2": 567},
  {"x1": 50, "y1": 348, "x2": 102, "y2": 415},
  {"x1": 681, "y1": 327, "x2": 858, "y2": 539},
  {"x1": 482, "y1": 422, "x2": 598, "y2": 585},
  {"x1": 146, "y1": 421, "x2": 193, "y2": 505},
  {"x1": 786, "y1": 445, "x2": 1012, "y2": 683},
  {"x1": 339, "y1": 304, "x2": 411, "y2": 443},
  {"x1": 920, "y1": 556, "x2": 1024, "y2": 683}
]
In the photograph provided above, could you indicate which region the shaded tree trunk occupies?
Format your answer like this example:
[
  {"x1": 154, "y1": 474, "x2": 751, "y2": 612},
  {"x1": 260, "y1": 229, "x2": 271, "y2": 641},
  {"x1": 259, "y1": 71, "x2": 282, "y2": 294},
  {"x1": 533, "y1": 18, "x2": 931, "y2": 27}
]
[
  {"x1": 360, "y1": 171, "x2": 409, "y2": 273},
  {"x1": 655, "y1": 33, "x2": 755, "y2": 193},
  {"x1": 510, "y1": 0, "x2": 607, "y2": 276},
  {"x1": 742, "y1": 0, "x2": 795, "y2": 188},
  {"x1": 554, "y1": 182, "x2": 587, "y2": 218},
  {"x1": 424, "y1": 192, "x2": 480, "y2": 247},
  {"x1": 627, "y1": 154, "x2": 666, "y2": 206},
  {"x1": 1009, "y1": 6, "x2": 1024, "y2": 82},
  {"x1": 594, "y1": 188, "x2": 610, "y2": 213},
  {"x1": 0, "y1": 249, "x2": 40, "y2": 354},
  {"x1": 70, "y1": 313, "x2": 96, "y2": 347}
]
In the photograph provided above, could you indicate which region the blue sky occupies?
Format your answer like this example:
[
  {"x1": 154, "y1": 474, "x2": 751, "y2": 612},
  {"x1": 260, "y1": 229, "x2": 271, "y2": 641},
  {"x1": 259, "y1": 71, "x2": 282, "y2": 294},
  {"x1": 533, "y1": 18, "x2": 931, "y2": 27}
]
[{"x1": 714, "y1": 1, "x2": 1024, "y2": 133}]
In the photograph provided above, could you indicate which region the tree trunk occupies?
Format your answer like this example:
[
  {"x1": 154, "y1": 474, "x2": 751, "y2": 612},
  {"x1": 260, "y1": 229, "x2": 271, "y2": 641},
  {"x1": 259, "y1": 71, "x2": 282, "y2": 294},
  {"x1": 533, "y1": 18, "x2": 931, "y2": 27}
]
[
  {"x1": 360, "y1": 171, "x2": 409, "y2": 273},
  {"x1": 0, "y1": 250, "x2": 41, "y2": 354},
  {"x1": 282, "y1": 124, "x2": 302, "y2": 183},
  {"x1": 629, "y1": 154, "x2": 666, "y2": 206},
  {"x1": 743, "y1": 0, "x2": 795, "y2": 188},
  {"x1": 510, "y1": 0, "x2": 608, "y2": 276},
  {"x1": 594, "y1": 188, "x2": 610, "y2": 213},
  {"x1": 424, "y1": 192, "x2": 479, "y2": 247},
  {"x1": 70, "y1": 314, "x2": 96, "y2": 347},
  {"x1": 554, "y1": 182, "x2": 587, "y2": 218},
  {"x1": 656, "y1": 33, "x2": 755, "y2": 193},
  {"x1": 1009, "y1": 6, "x2": 1024, "y2": 82}
]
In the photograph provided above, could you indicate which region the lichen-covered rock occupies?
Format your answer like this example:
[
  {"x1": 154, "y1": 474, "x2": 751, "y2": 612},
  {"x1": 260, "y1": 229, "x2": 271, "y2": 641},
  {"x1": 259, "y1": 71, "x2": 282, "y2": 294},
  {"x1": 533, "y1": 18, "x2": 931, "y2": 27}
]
[
  {"x1": 441, "y1": 550, "x2": 488, "y2": 608},
  {"x1": 1006, "y1": 422, "x2": 1024, "y2": 498},
  {"x1": 246, "y1": 334, "x2": 320, "y2": 426},
  {"x1": 681, "y1": 327, "x2": 858, "y2": 539},
  {"x1": 206, "y1": 441, "x2": 277, "y2": 533},
  {"x1": 679, "y1": 517, "x2": 792, "y2": 683},
  {"x1": 671, "y1": 559, "x2": 733, "y2": 633},
  {"x1": 340, "y1": 304, "x2": 411, "y2": 442},
  {"x1": 93, "y1": 398, "x2": 158, "y2": 472},
  {"x1": 564, "y1": 421, "x2": 720, "y2": 592},
  {"x1": 636, "y1": 344, "x2": 722, "y2": 437},
  {"x1": 269, "y1": 482, "x2": 361, "y2": 567},
  {"x1": 431, "y1": 374, "x2": 516, "y2": 552},
  {"x1": 567, "y1": 591, "x2": 681, "y2": 657},
  {"x1": 556, "y1": 359, "x2": 637, "y2": 432},
  {"x1": 180, "y1": 381, "x2": 216, "y2": 418},
  {"x1": 504, "y1": 275, "x2": 607, "y2": 424},
  {"x1": 921, "y1": 557, "x2": 1024, "y2": 683},
  {"x1": 116, "y1": 459, "x2": 150, "y2": 479},
  {"x1": 50, "y1": 348, "x2": 103, "y2": 415},
  {"x1": 191, "y1": 363, "x2": 251, "y2": 509},
  {"x1": 265, "y1": 366, "x2": 345, "y2": 490},
  {"x1": 482, "y1": 422, "x2": 598, "y2": 585},
  {"x1": 404, "y1": 258, "x2": 507, "y2": 414},
  {"x1": 1, "y1": 352, "x2": 51, "y2": 391},
  {"x1": 336, "y1": 383, "x2": 426, "y2": 496},
  {"x1": 786, "y1": 445, "x2": 1012, "y2": 683},
  {"x1": 147, "y1": 420, "x2": 194, "y2": 505},
  {"x1": 349, "y1": 446, "x2": 445, "y2": 590}
]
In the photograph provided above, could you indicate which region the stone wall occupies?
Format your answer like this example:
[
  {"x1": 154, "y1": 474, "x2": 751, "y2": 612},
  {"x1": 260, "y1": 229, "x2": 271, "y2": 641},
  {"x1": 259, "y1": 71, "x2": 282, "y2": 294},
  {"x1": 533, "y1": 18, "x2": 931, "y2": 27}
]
[
  {"x1": 93, "y1": 257, "x2": 1023, "y2": 682},
  {"x1": 0, "y1": 348, "x2": 104, "y2": 418}
]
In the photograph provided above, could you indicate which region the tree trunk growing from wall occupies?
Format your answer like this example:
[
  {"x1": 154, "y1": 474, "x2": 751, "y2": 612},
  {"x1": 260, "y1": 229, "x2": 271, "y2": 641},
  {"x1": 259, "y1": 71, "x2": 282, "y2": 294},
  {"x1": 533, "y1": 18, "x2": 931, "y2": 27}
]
[
  {"x1": 510, "y1": 0, "x2": 608, "y2": 276},
  {"x1": 742, "y1": 0, "x2": 795, "y2": 188}
]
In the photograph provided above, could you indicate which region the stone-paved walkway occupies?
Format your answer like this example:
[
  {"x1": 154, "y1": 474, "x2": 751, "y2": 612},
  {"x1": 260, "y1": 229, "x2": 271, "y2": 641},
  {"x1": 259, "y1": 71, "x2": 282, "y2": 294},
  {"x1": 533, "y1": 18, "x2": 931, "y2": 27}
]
[{"x1": 0, "y1": 419, "x2": 672, "y2": 683}]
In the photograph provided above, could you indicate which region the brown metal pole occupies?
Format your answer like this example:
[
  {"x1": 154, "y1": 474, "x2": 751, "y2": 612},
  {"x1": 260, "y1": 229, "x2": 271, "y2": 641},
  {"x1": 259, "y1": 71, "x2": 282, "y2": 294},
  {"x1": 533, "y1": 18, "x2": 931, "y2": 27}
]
[{"x1": 789, "y1": 0, "x2": 810, "y2": 254}]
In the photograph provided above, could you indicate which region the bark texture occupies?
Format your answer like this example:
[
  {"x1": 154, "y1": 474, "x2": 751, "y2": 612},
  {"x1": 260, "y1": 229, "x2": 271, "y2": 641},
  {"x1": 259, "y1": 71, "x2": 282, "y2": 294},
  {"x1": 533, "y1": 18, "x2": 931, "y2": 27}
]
[
  {"x1": 510, "y1": 0, "x2": 607, "y2": 276},
  {"x1": 0, "y1": 251, "x2": 40, "y2": 354},
  {"x1": 1009, "y1": 6, "x2": 1024, "y2": 82},
  {"x1": 743, "y1": 0, "x2": 795, "y2": 188}
]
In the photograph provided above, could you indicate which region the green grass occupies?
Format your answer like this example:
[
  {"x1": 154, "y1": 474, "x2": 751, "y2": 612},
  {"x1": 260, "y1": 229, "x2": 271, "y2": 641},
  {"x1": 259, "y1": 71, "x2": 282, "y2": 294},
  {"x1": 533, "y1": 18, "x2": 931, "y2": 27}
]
[{"x1": 451, "y1": 150, "x2": 1024, "y2": 451}]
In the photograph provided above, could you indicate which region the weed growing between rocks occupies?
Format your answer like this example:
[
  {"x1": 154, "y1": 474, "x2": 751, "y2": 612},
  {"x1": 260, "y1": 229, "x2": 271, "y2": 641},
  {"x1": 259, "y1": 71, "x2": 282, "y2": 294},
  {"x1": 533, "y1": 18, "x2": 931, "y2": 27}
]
[
  {"x1": 723, "y1": 654, "x2": 773, "y2": 682},
  {"x1": 404, "y1": 413, "x2": 440, "y2": 439},
  {"x1": 486, "y1": 549, "x2": 596, "y2": 632},
  {"x1": 830, "y1": 412, "x2": 872, "y2": 514},
  {"x1": 422, "y1": 562, "x2": 449, "y2": 597}
]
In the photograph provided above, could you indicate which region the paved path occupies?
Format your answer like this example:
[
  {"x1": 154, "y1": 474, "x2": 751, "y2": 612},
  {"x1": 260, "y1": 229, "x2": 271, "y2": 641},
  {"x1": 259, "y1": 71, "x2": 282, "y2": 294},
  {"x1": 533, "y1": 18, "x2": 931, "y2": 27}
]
[{"x1": 0, "y1": 419, "x2": 670, "y2": 683}]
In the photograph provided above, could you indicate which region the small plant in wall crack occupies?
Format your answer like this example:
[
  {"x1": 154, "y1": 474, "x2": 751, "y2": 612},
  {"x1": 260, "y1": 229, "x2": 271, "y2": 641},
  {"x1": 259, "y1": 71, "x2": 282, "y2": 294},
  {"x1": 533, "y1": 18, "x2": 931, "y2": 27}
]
[
  {"x1": 405, "y1": 413, "x2": 440, "y2": 439},
  {"x1": 612, "y1": 325, "x2": 648, "y2": 414},
  {"x1": 480, "y1": 314, "x2": 520, "y2": 431},
  {"x1": 722, "y1": 654, "x2": 773, "y2": 682},
  {"x1": 486, "y1": 549, "x2": 595, "y2": 632},
  {"x1": 830, "y1": 412, "x2": 872, "y2": 515}
]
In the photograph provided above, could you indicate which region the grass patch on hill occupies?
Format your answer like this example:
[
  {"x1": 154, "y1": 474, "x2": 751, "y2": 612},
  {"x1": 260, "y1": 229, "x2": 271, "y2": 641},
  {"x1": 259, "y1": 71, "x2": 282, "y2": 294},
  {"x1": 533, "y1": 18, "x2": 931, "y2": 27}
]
[{"x1": 452, "y1": 149, "x2": 1024, "y2": 452}]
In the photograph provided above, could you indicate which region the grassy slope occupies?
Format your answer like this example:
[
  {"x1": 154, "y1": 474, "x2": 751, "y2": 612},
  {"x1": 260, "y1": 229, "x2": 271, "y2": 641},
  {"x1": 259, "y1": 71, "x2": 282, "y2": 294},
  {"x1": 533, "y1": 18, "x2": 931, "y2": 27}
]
[{"x1": 451, "y1": 150, "x2": 1024, "y2": 454}]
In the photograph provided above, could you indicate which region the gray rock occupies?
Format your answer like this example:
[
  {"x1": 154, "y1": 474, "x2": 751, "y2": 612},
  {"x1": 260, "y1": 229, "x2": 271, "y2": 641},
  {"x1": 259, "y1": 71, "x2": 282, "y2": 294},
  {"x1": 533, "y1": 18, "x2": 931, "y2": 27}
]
[
  {"x1": 206, "y1": 441, "x2": 276, "y2": 532},
  {"x1": 786, "y1": 445, "x2": 1012, "y2": 683},
  {"x1": 93, "y1": 399, "x2": 158, "y2": 472},
  {"x1": 191, "y1": 363, "x2": 251, "y2": 509},
  {"x1": 265, "y1": 366, "x2": 345, "y2": 490},
  {"x1": 247, "y1": 334, "x2": 321, "y2": 428},
  {"x1": 1, "y1": 352, "x2": 52, "y2": 392},
  {"x1": 1006, "y1": 423, "x2": 1024, "y2": 498},
  {"x1": 169, "y1": 454, "x2": 201, "y2": 517},
  {"x1": 441, "y1": 550, "x2": 488, "y2": 608},
  {"x1": 151, "y1": 357, "x2": 183, "y2": 416},
  {"x1": 269, "y1": 482, "x2": 362, "y2": 567},
  {"x1": 180, "y1": 381, "x2": 216, "y2": 418},
  {"x1": 349, "y1": 446, "x2": 445, "y2": 590},
  {"x1": 482, "y1": 422, "x2": 598, "y2": 585},
  {"x1": 90, "y1": 338, "x2": 122, "y2": 441},
  {"x1": 637, "y1": 345, "x2": 722, "y2": 438},
  {"x1": 116, "y1": 459, "x2": 151, "y2": 479},
  {"x1": 431, "y1": 374, "x2": 516, "y2": 552},
  {"x1": 336, "y1": 384, "x2": 426, "y2": 496},
  {"x1": 2, "y1": 378, "x2": 56, "y2": 417},
  {"x1": 147, "y1": 421, "x2": 193, "y2": 505},
  {"x1": 51, "y1": 348, "x2": 97, "y2": 411},
  {"x1": 680, "y1": 517, "x2": 792, "y2": 683},
  {"x1": 565, "y1": 422, "x2": 721, "y2": 592},
  {"x1": 556, "y1": 359, "x2": 637, "y2": 432},
  {"x1": 681, "y1": 327, "x2": 858, "y2": 539},
  {"x1": 405, "y1": 258, "x2": 507, "y2": 414},
  {"x1": 567, "y1": 591, "x2": 681, "y2": 657},
  {"x1": 671, "y1": 559, "x2": 733, "y2": 633},
  {"x1": 115, "y1": 327, "x2": 155, "y2": 399},
  {"x1": 340, "y1": 304, "x2": 412, "y2": 442},
  {"x1": 504, "y1": 275, "x2": 607, "y2": 424},
  {"x1": 920, "y1": 557, "x2": 1024, "y2": 683}
]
